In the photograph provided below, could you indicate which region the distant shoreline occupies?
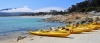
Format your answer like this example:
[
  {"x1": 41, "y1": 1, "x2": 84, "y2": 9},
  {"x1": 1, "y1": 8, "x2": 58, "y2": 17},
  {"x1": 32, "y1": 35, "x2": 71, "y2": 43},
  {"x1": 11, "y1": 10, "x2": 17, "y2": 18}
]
[{"x1": 0, "y1": 16, "x2": 52, "y2": 18}]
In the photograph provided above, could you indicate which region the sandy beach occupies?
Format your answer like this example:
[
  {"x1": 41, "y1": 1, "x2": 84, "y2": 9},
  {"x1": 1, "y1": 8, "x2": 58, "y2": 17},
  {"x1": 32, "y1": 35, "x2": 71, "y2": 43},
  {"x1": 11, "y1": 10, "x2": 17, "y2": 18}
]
[
  {"x1": 1, "y1": 0, "x2": 100, "y2": 43},
  {"x1": 0, "y1": 15, "x2": 53, "y2": 18},
  {"x1": 1, "y1": 29, "x2": 100, "y2": 43},
  {"x1": 14, "y1": 16, "x2": 52, "y2": 18}
]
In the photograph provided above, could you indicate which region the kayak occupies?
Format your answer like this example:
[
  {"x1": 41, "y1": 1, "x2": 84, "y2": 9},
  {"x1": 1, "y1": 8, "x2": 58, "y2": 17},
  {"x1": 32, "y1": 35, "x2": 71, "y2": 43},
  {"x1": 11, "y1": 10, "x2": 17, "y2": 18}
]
[
  {"x1": 98, "y1": 25, "x2": 100, "y2": 28},
  {"x1": 88, "y1": 26, "x2": 95, "y2": 30},
  {"x1": 76, "y1": 27, "x2": 92, "y2": 32},
  {"x1": 90, "y1": 22, "x2": 100, "y2": 30},
  {"x1": 97, "y1": 22, "x2": 100, "y2": 25},
  {"x1": 29, "y1": 30, "x2": 70, "y2": 37},
  {"x1": 89, "y1": 25, "x2": 99, "y2": 30},
  {"x1": 55, "y1": 28, "x2": 83, "y2": 34},
  {"x1": 83, "y1": 27, "x2": 93, "y2": 32},
  {"x1": 70, "y1": 29, "x2": 83, "y2": 34},
  {"x1": 91, "y1": 22, "x2": 97, "y2": 25}
]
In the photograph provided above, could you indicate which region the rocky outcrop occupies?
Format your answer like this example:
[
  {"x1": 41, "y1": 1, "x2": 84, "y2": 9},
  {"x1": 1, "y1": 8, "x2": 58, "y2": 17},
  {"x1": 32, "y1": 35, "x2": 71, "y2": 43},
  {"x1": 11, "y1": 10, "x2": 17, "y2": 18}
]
[{"x1": 42, "y1": 13, "x2": 94, "y2": 24}]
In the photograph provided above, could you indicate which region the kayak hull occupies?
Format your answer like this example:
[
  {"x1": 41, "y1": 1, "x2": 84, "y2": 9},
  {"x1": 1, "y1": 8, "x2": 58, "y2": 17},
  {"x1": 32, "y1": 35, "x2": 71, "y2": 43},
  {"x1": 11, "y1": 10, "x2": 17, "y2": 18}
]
[
  {"x1": 76, "y1": 27, "x2": 92, "y2": 32},
  {"x1": 90, "y1": 25, "x2": 99, "y2": 30},
  {"x1": 56, "y1": 29, "x2": 83, "y2": 34},
  {"x1": 83, "y1": 28, "x2": 93, "y2": 32},
  {"x1": 71, "y1": 29, "x2": 83, "y2": 34},
  {"x1": 29, "y1": 30, "x2": 70, "y2": 37}
]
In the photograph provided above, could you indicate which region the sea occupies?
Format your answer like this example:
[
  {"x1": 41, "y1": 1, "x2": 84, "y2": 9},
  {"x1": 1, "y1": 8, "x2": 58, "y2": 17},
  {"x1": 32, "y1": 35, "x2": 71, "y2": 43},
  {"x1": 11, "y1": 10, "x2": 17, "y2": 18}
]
[{"x1": 0, "y1": 17, "x2": 67, "y2": 36}]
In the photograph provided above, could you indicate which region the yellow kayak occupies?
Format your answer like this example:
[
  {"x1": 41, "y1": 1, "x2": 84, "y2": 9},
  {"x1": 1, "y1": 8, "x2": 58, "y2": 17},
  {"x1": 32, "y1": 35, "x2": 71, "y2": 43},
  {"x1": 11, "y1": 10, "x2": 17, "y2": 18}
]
[
  {"x1": 29, "y1": 30, "x2": 70, "y2": 37},
  {"x1": 90, "y1": 22, "x2": 100, "y2": 30},
  {"x1": 70, "y1": 29, "x2": 83, "y2": 34},
  {"x1": 89, "y1": 25, "x2": 99, "y2": 30},
  {"x1": 88, "y1": 26, "x2": 95, "y2": 30},
  {"x1": 55, "y1": 28, "x2": 83, "y2": 34},
  {"x1": 83, "y1": 27, "x2": 93, "y2": 32},
  {"x1": 96, "y1": 25, "x2": 100, "y2": 29},
  {"x1": 76, "y1": 27, "x2": 92, "y2": 32}
]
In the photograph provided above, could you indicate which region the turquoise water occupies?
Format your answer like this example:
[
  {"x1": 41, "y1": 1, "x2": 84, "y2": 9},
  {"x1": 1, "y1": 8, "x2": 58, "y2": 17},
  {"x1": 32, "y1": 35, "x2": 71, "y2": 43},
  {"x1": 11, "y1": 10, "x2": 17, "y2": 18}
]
[{"x1": 0, "y1": 17, "x2": 66, "y2": 35}]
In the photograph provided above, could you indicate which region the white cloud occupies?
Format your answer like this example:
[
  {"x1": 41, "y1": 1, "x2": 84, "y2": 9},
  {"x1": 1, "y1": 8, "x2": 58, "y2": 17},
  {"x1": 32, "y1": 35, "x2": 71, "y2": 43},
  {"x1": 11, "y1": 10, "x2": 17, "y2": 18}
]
[
  {"x1": 1, "y1": 6, "x2": 65, "y2": 12},
  {"x1": 34, "y1": 7, "x2": 65, "y2": 12},
  {"x1": 1, "y1": 6, "x2": 34, "y2": 12}
]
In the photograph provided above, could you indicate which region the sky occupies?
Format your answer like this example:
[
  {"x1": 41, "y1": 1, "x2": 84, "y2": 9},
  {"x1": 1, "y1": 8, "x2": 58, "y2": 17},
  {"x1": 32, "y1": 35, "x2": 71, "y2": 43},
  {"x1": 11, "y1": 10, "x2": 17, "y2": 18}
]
[{"x1": 0, "y1": 0, "x2": 84, "y2": 12}]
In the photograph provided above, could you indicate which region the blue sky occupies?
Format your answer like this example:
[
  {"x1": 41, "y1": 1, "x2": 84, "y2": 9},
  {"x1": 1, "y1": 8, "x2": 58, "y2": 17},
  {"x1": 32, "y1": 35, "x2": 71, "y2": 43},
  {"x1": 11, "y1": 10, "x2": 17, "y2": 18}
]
[{"x1": 0, "y1": 0, "x2": 84, "y2": 10}]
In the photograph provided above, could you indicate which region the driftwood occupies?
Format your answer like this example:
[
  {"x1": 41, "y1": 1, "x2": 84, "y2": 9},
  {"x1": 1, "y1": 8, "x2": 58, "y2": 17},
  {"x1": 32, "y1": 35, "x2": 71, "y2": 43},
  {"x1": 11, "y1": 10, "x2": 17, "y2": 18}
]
[{"x1": 17, "y1": 36, "x2": 26, "y2": 41}]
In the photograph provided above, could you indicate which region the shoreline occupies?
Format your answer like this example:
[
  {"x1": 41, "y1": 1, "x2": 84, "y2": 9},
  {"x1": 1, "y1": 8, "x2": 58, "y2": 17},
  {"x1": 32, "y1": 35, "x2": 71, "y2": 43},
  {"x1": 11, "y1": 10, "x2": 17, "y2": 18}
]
[
  {"x1": 0, "y1": 16, "x2": 52, "y2": 18},
  {"x1": 0, "y1": 31, "x2": 28, "y2": 42},
  {"x1": 1, "y1": 30, "x2": 100, "y2": 43},
  {"x1": 0, "y1": 22, "x2": 100, "y2": 43},
  {"x1": 0, "y1": 16, "x2": 67, "y2": 43},
  {"x1": 0, "y1": 22, "x2": 67, "y2": 43},
  {"x1": 0, "y1": 14, "x2": 100, "y2": 43}
]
